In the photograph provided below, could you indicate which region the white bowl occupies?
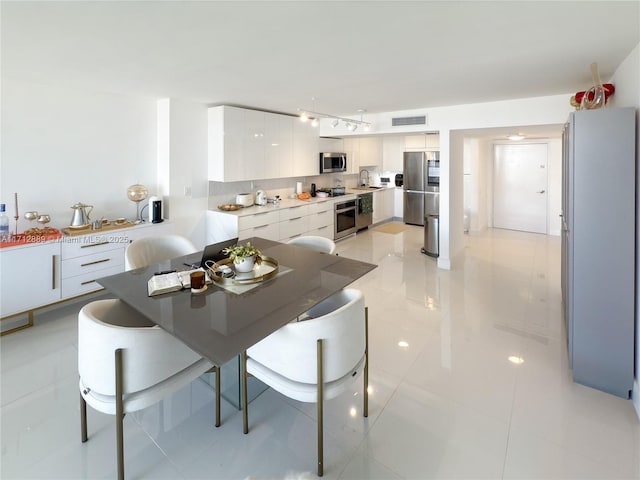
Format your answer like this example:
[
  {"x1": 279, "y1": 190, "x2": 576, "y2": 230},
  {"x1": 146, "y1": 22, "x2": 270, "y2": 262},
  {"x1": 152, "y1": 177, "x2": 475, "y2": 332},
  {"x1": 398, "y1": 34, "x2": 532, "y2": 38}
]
[{"x1": 316, "y1": 192, "x2": 329, "y2": 198}]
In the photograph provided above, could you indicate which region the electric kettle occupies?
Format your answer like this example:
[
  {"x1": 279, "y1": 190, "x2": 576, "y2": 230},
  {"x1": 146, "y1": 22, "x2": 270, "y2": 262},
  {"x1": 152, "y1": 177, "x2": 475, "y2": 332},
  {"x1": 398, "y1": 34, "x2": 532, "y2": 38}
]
[
  {"x1": 255, "y1": 190, "x2": 267, "y2": 206},
  {"x1": 70, "y1": 202, "x2": 93, "y2": 227}
]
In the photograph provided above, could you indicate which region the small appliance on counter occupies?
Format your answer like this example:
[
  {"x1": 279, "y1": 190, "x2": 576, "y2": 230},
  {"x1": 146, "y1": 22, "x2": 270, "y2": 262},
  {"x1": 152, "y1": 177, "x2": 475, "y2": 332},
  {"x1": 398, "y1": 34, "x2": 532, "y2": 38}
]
[
  {"x1": 380, "y1": 177, "x2": 390, "y2": 186},
  {"x1": 395, "y1": 174, "x2": 404, "y2": 187},
  {"x1": 148, "y1": 196, "x2": 163, "y2": 223},
  {"x1": 255, "y1": 190, "x2": 267, "y2": 206},
  {"x1": 235, "y1": 193, "x2": 254, "y2": 207}
]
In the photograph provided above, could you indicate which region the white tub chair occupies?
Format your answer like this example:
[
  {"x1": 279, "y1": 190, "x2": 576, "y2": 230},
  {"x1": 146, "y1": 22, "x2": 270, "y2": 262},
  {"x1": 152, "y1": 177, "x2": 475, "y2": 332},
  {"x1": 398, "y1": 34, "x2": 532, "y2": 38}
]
[
  {"x1": 240, "y1": 288, "x2": 368, "y2": 477},
  {"x1": 287, "y1": 235, "x2": 337, "y2": 254},
  {"x1": 78, "y1": 299, "x2": 218, "y2": 480},
  {"x1": 125, "y1": 234, "x2": 198, "y2": 270}
]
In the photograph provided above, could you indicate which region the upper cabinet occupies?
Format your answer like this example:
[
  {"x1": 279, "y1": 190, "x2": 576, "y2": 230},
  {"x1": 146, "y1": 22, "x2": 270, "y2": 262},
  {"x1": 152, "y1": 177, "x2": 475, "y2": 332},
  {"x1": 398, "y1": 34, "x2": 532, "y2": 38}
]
[
  {"x1": 405, "y1": 133, "x2": 440, "y2": 151},
  {"x1": 292, "y1": 119, "x2": 319, "y2": 177},
  {"x1": 208, "y1": 106, "x2": 318, "y2": 182},
  {"x1": 319, "y1": 137, "x2": 344, "y2": 153},
  {"x1": 359, "y1": 137, "x2": 383, "y2": 168},
  {"x1": 342, "y1": 137, "x2": 382, "y2": 172}
]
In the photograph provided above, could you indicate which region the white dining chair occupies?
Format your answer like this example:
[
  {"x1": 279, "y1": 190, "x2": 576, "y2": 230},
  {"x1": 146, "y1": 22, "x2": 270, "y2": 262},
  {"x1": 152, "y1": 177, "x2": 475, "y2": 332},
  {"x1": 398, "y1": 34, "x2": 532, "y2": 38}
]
[
  {"x1": 240, "y1": 288, "x2": 368, "y2": 477},
  {"x1": 78, "y1": 299, "x2": 220, "y2": 480},
  {"x1": 287, "y1": 235, "x2": 337, "y2": 255},
  {"x1": 125, "y1": 234, "x2": 198, "y2": 270}
]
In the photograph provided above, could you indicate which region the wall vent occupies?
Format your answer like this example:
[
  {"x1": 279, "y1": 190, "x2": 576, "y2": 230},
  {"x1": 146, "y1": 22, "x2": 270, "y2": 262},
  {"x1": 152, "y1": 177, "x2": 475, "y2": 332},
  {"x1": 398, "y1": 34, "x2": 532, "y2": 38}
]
[{"x1": 392, "y1": 115, "x2": 426, "y2": 127}]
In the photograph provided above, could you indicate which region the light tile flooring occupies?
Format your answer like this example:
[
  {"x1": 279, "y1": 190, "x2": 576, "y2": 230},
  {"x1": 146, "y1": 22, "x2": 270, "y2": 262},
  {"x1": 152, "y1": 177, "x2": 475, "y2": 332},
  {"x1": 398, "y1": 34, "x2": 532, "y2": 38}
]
[{"x1": 2, "y1": 226, "x2": 639, "y2": 479}]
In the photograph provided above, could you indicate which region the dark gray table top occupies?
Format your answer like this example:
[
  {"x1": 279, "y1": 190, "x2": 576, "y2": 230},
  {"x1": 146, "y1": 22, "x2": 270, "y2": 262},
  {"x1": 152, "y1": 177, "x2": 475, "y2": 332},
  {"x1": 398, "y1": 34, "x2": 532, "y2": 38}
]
[{"x1": 97, "y1": 237, "x2": 376, "y2": 365}]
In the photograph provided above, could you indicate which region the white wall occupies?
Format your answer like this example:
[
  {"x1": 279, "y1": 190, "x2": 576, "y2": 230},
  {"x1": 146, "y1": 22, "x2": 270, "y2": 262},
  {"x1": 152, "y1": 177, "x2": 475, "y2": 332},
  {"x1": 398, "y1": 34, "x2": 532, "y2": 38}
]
[
  {"x1": 1, "y1": 79, "x2": 158, "y2": 230},
  {"x1": 158, "y1": 99, "x2": 210, "y2": 248},
  {"x1": 608, "y1": 42, "x2": 640, "y2": 420},
  {"x1": 322, "y1": 93, "x2": 573, "y2": 269}
]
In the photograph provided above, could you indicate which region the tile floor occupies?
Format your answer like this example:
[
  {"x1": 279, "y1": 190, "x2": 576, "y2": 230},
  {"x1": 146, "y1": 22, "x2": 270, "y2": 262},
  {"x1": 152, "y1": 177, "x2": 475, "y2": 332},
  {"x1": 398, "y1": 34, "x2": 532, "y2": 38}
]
[{"x1": 2, "y1": 226, "x2": 639, "y2": 479}]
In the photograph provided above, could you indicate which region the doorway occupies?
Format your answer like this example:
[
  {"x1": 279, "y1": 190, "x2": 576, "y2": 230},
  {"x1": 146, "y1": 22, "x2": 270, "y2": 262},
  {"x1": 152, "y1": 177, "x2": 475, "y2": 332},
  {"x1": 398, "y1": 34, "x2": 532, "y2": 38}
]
[{"x1": 493, "y1": 143, "x2": 548, "y2": 234}]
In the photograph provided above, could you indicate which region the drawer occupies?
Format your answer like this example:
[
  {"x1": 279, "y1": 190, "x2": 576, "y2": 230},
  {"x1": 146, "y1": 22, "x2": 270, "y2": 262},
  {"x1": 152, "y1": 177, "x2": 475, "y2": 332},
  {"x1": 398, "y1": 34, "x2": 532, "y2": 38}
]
[
  {"x1": 308, "y1": 210, "x2": 333, "y2": 230},
  {"x1": 238, "y1": 210, "x2": 280, "y2": 230},
  {"x1": 279, "y1": 204, "x2": 311, "y2": 221},
  {"x1": 61, "y1": 233, "x2": 128, "y2": 259},
  {"x1": 279, "y1": 216, "x2": 309, "y2": 239},
  {"x1": 61, "y1": 264, "x2": 125, "y2": 299},
  {"x1": 309, "y1": 201, "x2": 333, "y2": 214},
  {"x1": 239, "y1": 222, "x2": 279, "y2": 242},
  {"x1": 62, "y1": 248, "x2": 125, "y2": 279},
  {"x1": 306, "y1": 225, "x2": 334, "y2": 240}
]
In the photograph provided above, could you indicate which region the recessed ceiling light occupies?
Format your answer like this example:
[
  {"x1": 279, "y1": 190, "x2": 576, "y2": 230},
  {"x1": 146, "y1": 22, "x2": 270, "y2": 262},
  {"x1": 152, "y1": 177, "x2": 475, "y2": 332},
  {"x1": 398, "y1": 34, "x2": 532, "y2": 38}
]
[
  {"x1": 398, "y1": 341, "x2": 409, "y2": 348},
  {"x1": 508, "y1": 355, "x2": 524, "y2": 364},
  {"x1": 507, "y1": 134, "x2": 525, "y2": 141}
]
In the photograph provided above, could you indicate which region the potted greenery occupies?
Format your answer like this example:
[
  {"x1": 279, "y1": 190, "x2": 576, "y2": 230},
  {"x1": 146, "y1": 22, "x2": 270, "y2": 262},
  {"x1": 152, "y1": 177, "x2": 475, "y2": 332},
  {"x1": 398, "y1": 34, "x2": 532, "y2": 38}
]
[{"x1": 223, "y1": 241, "x2": 262, "y2": 273}]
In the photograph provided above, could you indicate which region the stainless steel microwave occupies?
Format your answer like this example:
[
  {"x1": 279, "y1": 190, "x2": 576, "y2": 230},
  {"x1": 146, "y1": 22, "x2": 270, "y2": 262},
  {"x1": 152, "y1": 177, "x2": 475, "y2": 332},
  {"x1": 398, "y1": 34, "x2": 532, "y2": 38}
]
[{"x1": 319, "y1": 152, "x2": 347, "y2": 173}]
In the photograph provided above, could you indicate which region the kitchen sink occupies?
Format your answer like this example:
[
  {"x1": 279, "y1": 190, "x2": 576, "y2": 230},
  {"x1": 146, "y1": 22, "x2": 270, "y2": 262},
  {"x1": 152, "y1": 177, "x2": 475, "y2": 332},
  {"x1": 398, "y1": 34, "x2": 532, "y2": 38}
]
[{"x1": 353, "y1": 186, "x2": 383, "y2": 190}]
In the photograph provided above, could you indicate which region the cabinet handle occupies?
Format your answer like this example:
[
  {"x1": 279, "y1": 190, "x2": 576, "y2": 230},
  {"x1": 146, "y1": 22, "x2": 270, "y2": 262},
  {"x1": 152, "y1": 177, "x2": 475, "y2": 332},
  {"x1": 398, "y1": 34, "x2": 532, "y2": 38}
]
[
  {"x1": 80, "y1": 258, "x2": 110, "y2": 267},
  {"x1": 80, "y1": 279, "x2": 98, "y2": 286},
  {"x1": 81, "y1": 241, "x2": 110, "y2": 249},
  {"x1": 51, "y1": 255, "x2": 57, "y2": 290},
  {"x1": 290, "y1": 217, "x2": 302, "y2": 221},
  {"x1": 317, "y1": 226, "x2": 328, "y2": 230},
  {"x1": 254, "y1": 224, "x2": 269, "y2": 229}
]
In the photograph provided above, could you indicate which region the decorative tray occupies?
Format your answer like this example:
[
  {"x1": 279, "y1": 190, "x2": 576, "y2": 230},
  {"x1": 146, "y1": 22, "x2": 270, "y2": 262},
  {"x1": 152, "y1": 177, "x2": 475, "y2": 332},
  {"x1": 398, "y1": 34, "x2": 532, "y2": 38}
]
[
  {"x1": 218, "y1": 204, "x2": 243, "y2": 211},
  {"x1": 208, "y1": 255, "x2": 279, "y2": 285}
]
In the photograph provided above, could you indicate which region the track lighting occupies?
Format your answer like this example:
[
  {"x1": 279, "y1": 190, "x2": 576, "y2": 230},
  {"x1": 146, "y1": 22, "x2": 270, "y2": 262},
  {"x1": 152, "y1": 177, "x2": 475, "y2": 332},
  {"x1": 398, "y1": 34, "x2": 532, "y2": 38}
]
[
  {"x1": 298, "y1": 108, "x2": 372, "y2": 131},
  {"x1": 311, "y1": 118, "x2": 319, "y2": 127}
]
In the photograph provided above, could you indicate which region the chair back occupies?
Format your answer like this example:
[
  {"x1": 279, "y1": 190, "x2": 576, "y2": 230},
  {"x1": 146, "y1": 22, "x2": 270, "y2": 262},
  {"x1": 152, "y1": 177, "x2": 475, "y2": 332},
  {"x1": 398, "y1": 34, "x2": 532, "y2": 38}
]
[
  {"x1": 125, "y1": 234, "x2": 197, "y2": 270},
  {"x1": 287, "y1": 235, "x2": 336, "y2": 254},
  {"x1": 247, "y1": 289, "x2": 365, "y2": 384},
  {"x1": 78, "y1": 299, "x2": 202, "y2": 396}
]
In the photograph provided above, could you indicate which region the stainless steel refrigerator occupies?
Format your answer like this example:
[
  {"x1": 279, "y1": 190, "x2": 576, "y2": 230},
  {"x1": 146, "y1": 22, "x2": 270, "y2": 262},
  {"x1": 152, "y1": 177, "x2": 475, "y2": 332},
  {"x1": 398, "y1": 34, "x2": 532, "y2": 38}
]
[{"x1": 403, "y1": 151, "x2": 439, "y2": 226}]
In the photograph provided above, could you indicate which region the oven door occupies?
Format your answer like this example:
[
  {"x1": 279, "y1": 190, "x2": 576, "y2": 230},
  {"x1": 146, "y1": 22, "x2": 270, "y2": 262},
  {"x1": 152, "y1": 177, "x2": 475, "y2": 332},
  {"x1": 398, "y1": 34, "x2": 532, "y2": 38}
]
[{"x1": 334, "y1": 199, "x2": 357, "y2": 239}]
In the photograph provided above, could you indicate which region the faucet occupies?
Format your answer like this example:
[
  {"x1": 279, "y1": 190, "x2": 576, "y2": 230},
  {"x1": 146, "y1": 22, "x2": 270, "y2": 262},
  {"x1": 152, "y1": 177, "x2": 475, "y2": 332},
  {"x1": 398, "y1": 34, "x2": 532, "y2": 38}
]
[{"x1": 360, "y1": 169, "x2": 369, "y2": 187}]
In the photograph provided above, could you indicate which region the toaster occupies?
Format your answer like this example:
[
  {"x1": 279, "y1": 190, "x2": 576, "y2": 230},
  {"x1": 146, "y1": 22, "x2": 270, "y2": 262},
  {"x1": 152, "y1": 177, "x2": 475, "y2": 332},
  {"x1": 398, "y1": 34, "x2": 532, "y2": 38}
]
[{"x1": 235, "y1": 193, "x2": 254, "y2": 207}]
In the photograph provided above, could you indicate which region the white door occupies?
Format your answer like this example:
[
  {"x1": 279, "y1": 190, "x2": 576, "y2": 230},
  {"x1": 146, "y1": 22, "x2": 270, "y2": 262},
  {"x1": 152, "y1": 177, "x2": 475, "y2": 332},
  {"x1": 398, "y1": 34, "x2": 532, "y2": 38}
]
[{"x1": 493, "y1": 143, "x2": 548, "y2": 233}]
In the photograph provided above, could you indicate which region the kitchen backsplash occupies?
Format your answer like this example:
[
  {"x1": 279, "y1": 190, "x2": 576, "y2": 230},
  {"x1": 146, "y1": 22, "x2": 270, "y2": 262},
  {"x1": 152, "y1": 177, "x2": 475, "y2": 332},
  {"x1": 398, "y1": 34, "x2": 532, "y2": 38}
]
[{"x1": 208, "y1": 173, "x2": 359, "y2": 208}]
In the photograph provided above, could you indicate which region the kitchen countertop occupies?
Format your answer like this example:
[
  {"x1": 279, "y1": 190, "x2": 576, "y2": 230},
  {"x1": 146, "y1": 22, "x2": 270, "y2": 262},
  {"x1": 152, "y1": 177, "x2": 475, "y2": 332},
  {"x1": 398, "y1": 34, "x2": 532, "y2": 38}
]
[{"x1": 213, "y1": 193, "x2": 357, "y2": 216}]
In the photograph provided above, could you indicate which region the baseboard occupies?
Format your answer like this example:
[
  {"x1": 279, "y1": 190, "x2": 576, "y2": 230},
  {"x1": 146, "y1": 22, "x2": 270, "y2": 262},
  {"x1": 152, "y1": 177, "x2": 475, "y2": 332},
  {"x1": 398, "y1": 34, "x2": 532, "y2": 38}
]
[{"x1": 633, "y1": 379, "x2": 640, "y2": 421}]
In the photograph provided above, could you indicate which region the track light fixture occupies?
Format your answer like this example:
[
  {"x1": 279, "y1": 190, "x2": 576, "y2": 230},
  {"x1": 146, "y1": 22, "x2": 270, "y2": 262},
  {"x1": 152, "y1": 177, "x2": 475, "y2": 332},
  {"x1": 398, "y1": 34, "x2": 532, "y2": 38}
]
[{"x1": 297, "y1": 108, "x2": 372, "y2": 131}]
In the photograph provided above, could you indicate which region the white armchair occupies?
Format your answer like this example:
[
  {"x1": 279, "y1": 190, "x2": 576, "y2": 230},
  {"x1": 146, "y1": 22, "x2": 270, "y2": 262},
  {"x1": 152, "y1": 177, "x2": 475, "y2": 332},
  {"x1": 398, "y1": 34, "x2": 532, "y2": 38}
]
[
  {"x1": 287, "y1": 235, "x2": 336, "y2": 254},
  {"x1": 240, "y1": 289, "x2": 368, "y2": 477},
  {"x1": 79, "y1": 299, "x2": 218, "y2": 480},
  {"x1": 125, "y1": 234, "x2": 198, "y2": 270}
]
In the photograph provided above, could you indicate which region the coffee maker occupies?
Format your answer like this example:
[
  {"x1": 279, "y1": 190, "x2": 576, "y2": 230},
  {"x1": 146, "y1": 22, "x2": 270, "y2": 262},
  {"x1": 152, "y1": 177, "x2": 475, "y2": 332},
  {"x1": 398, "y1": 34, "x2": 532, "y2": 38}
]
[{"x1": 148, "y1": 196, "x2": 163, "y2": 223}]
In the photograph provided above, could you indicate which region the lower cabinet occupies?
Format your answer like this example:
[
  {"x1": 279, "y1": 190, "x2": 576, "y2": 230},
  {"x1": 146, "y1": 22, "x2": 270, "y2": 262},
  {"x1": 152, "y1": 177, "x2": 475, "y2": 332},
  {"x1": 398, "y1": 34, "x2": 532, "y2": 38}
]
[
  {"x1": 1, "y1": 222, "x2": 174, "y2": 329},
  {"x1": 372, "y1": 189, "x2": 395, "y2": 224},
  {"x1": 206, "y1": 200, "x2": 336, "y2": 244},
  {"x1": 1, "y1": 242, "x2": 61, "y2": 318}
]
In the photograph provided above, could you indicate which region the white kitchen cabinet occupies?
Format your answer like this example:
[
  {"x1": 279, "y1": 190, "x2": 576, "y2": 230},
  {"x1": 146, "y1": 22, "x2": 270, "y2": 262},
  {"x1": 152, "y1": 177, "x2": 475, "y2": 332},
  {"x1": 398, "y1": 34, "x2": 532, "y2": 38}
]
[
  {"x1": 209, "y1": 106, "x2": 246, "y2": 182},
  {"x1": 393, "y1": 187, "x2": 404, "y2": 219},
  {"x1": 343, "y1": 137, "x2": 360, "y2": 174},
  {"x1": 1, "y1": 241, "x2": 61, "y2": 319},
  {"x1": 405, "y1": 133, "x2": 440, "y2": 151},
  {"x1": 209, "y1": 106, "x2": 317, "y2": 181},
  {"x1": 319, "y1": 137, "x2": 344, "y2": 153},
  {"x1": 382, "y1": 136, "x2": 405, "y2": 172},
  {"x1": 372, "y1": 189, "x2": 394, "y2": 224},
  {"x1": 292, "y1": 119, "x2": 319, "y2": 176},
  {"x1": 207, "y1": 199, "x2": 336, "y2": 244},
  {"x1": 359, "y1": 137, "x2": 382, "y2": 168},
  {"x1": 265, "y1": 112, "x2": 292, "y2": 180}
]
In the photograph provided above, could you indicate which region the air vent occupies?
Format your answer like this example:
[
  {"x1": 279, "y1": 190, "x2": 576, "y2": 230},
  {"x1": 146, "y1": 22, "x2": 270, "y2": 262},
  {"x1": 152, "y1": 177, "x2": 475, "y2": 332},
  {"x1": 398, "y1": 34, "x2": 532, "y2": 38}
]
[{"x1": 392, "y1": 115, "x2": 426, "y2": 127}]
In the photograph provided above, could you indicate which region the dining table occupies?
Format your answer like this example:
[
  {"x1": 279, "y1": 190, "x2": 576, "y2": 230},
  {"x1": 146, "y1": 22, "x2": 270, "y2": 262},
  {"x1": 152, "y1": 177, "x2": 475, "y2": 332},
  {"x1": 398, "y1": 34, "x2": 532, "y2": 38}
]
[{"x1": 97, "y1": 237, "x2": 377, "y2": 406}]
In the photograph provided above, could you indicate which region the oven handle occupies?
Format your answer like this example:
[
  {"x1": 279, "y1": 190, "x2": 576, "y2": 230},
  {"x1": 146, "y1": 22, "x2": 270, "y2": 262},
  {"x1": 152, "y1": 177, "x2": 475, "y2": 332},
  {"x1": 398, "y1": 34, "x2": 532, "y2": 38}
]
[{"x1": 336, "y1": 205, "x2": 356, "y2": 214}]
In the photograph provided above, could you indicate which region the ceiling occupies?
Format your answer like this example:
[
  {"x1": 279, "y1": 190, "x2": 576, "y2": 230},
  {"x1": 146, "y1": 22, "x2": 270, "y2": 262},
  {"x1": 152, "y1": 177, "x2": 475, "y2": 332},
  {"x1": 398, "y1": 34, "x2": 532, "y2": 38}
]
[{"x1": 2, "y1": 1, "x2": 639, "y2": 123}]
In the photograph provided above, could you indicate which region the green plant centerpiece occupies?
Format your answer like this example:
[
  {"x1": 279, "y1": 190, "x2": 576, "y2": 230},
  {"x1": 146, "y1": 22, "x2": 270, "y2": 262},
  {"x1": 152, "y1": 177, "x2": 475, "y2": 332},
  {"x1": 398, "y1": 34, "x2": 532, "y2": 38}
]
[{"x1": 222, "y1": 241, "x2": 262, "y2": 272}]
